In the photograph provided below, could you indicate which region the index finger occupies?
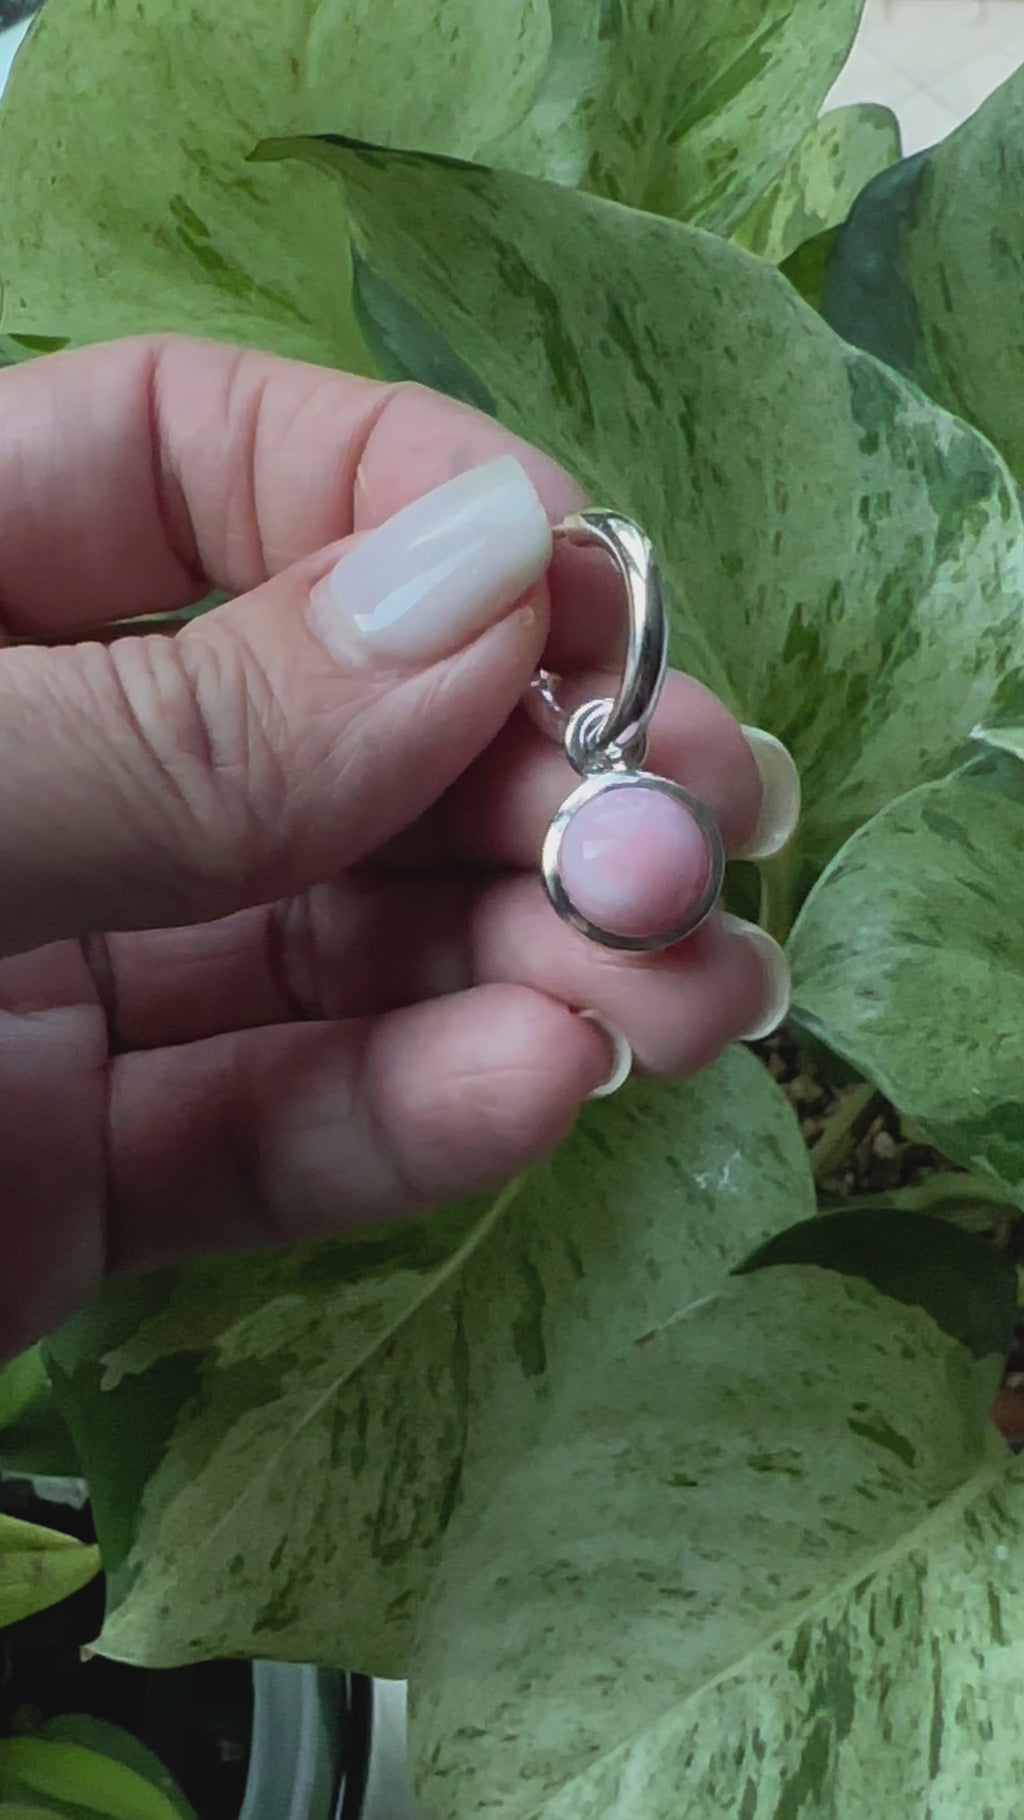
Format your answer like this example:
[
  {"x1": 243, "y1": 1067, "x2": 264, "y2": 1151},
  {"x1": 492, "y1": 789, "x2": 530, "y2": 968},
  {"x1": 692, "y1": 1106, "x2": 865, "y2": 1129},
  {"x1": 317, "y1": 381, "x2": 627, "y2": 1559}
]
[{"x1": 0, "y1": 333, "x2": 591, "y2": 637}]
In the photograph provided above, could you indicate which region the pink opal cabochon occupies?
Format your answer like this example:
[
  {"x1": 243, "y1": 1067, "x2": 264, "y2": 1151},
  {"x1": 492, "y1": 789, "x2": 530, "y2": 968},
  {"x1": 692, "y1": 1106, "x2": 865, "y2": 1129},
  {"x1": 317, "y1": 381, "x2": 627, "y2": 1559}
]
[{"x1": 541, "y1": 772, "x2": 724, "y2": 952}]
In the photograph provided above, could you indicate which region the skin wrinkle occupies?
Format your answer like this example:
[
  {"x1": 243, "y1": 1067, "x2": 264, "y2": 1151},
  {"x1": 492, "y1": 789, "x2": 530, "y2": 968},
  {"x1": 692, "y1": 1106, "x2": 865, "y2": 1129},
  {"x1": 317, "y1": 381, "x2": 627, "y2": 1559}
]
[
  {"x1": 221, "y1": 1034, "x2": 298, "y2": 1252},
  {"x1": 148, "y1": 337, "x2": 325, "y2": 591},
  {"x1": 69, "y1": 935, "x2": 125, "y2": 1277},
  {"x1": 410, "y1": 1045, "x2": 575, "y2": 1186},
  {"x1": 0, "y1": 639, "x2": 242, "y2": 942},
  {"x1": 267, "y1": 892, "x2": 320, "y2": 1025},
  {"x1": 361, "y1": 992, "x2": 565, "y2": 1209},
  {"x1": 101, "y1": 636, "x2": 263, "y2": 919},
  {"x1": 273, "y1": 874, "x2": 475, "y2": 1027},
  {"x1": 220, "y1": 352, "x2": 276, "y2": 586},
  {"x1": 108, "y1": 635, "x2": 218, "y2": 792},
  {"x1": 79, "y1": 930, "x2": 121, "y2": 1052},
  {"x1": 113, "y1": 615, "x2": 331, "y2": 932},
  {"x1": 0, "y1": 439, "x2": 37, "y2": 641},
  {"x1": 177, "y1": 621, "x2": 292, "y2": 823},
  {"x1": 195, "y1": 346, "x2": 401, "y2": 587},
  {"x1": 318, "y1": 376, "x2": 407, "y2": 536},
  {"x1": 144, "y1": 342, "x2": 206, "y2": 592},
  {"x1": 256, "y1": 368, "x2": 400, "y2": 573}
]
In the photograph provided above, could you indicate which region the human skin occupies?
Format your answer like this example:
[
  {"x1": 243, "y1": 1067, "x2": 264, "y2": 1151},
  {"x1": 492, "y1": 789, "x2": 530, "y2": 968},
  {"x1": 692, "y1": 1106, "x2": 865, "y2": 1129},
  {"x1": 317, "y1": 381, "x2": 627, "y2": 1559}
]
[{"x1": 0, "y1": 335, "x2": 782, "y2": 1359}]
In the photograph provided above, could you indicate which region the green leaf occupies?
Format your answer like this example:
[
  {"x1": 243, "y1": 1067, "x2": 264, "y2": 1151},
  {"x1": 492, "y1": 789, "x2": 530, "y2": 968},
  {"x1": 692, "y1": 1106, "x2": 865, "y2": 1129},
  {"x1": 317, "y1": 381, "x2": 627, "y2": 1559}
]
[
  {"x1": 0, "y1": 1399, "x2": 82, "y2": 1480},
  {"x1": 0, "y1": 1738, "x2": 186, "y2": 1820},
  {"x1": 733, "y1": 103, "x2": 900, "y2": 267},
  {"x1": 0, "y1": 0, "x2": 860, "y2": 360},
  {"x1": 260, "y1": 135, "x2": 1024, "y2": 870},
  {"x1": 975, "y1": 722, "x2": 1024, "y2": 767},
  {"x1": 0, "y1": 1348, "x2": 49, "y2": 1432},
  {"x1": 351, "y1": 251, "x2": 497, "y2": 409},
  {"x1": 0, "y1": 0, "x2": 555, "y2": 361},
  {"x1": 972, "y1": 665, "x2": 1024, "y2": 768},
  {"x1": 480, "y1": 0, "x2": 864, "y2": 231},
  {"x1": 789, "y1": 751, "x2": 1024, "y2": 1200},
  {"x1": 46, "y1": 1050, "x2": 812, "y2": 1673},
  {"x1": 0, "y1": 335, "x2": 66, "y2": 369},
  {"x1": 0, "y1": 1347, "x2": 80, "y2": 1479},
  {"x1": 779, "y1": 224, "x2": 839, "y2": 309},
  {"x1": 0, "y1": 1807, "x2": 67, "y2": 1820},
  {"x1": 821, "y1": 67, "x2": 1024, "y2": 488},
  {"x1": 36, "y1": 1724, "x2": 193, "y2": 1820},
  {"x1": 738, "y1": 1208, "x2": 1018, "y2": 1361},
  {"x1": 0, "y1": 1514, "x2": 100, "y2": 1628},
  {"x1": 408, "y1": 1267, "x2": 1017, "y2": 1818}
]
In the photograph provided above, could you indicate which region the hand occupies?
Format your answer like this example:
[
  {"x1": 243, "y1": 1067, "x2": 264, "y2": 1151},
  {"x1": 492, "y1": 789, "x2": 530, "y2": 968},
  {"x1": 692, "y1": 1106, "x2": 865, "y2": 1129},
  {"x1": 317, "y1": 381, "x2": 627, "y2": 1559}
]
[{"x1": 0, "y1": 336, "x2": 795, "y2": 1358}]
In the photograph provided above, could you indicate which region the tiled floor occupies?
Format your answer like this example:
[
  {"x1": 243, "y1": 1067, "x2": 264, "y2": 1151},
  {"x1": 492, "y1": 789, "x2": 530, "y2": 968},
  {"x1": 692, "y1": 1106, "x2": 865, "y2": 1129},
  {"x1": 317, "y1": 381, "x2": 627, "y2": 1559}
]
[{"x1": 827, "y1": 0, "x2": 1024, "y2": 151}]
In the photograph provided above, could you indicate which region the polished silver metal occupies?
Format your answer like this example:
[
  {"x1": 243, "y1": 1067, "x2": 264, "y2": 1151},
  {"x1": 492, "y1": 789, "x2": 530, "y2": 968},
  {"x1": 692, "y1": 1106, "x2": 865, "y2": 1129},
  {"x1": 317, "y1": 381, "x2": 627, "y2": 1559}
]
[
  {"x1": 527, "y1": 510, "x2": 667, "y2": 767},
  {"x1": 532, "y1": 509, "x2": 726, "y2": 952}
]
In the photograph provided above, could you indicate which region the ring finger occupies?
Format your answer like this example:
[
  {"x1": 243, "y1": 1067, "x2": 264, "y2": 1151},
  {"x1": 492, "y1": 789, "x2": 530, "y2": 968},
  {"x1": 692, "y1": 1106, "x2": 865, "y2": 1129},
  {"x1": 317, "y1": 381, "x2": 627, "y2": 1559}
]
[{"x1": 93, "y1": 868, "x2": 788, "y2": 1074}]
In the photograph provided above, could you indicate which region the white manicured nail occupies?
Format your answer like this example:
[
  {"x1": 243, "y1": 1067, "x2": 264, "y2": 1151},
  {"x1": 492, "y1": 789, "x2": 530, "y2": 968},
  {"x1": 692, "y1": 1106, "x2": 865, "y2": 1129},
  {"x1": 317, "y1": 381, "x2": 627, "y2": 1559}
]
[
  {"x1": 308, "y1": 457, "x2": 551, "y2": 666},
  {"x1": 721, "y1": 913, "x2": 791, "y2": 1040},
  {"x1": 736, "y1": 727, "x2": 801, "y2": 860},
  {"x1": 579, "y1": 1010, "x2": 633, "y2": 1100}
]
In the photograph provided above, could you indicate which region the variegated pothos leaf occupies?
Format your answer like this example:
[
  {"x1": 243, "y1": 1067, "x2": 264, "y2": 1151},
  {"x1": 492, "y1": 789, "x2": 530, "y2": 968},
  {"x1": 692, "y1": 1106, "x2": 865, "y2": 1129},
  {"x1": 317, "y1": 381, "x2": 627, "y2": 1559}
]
[
  {"x1": 264, "y1": 135, "x2": 1024, "y2": 871},
  {"x1": 789, "y1": 750, "x2": 1024, "y2": 1202},
  {"x1": 0, "y1": 0, "x2": 860, "y2": 355},
  {"x1": 410, "y1": 1268, "x2": 1019, "y2": 1820},
  {"x1": 822, "y1": 64, "x2": 1024, "y2": 489},
  {"x1": 733, "y1": 103, "x2": 900, "y2": 267},
  {"x1": 48, "y1": 1053, "x2": 812, "y2": 1672}
]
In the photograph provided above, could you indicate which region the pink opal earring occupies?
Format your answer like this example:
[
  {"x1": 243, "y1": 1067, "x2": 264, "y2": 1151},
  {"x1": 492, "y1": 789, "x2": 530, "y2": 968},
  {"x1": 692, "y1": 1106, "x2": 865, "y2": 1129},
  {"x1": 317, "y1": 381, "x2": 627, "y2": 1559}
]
[{"x1": 528, "y1": 511, "x2": 725, "y2": 952}]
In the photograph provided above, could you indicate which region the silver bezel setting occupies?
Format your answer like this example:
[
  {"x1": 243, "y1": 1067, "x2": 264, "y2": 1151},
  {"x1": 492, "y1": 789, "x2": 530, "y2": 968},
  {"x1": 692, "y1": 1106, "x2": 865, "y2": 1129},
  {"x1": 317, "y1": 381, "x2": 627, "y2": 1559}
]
[{"x1": 541, "y1": 770, "x2": 726, "y2": 953}]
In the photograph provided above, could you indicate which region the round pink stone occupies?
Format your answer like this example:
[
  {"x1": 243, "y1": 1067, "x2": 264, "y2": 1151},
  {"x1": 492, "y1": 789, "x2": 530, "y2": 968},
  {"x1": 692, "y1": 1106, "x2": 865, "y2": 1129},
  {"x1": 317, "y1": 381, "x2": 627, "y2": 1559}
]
[{"x1": 559, "y1": 784, "x2": 712, "y2": 940}]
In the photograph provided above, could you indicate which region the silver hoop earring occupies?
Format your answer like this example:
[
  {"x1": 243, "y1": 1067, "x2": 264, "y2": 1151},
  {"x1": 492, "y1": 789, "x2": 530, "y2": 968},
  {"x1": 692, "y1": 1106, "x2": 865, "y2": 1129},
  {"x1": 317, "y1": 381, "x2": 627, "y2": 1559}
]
[{"x1": 527, "y1": 511, "x2": 725, "y2": 953}]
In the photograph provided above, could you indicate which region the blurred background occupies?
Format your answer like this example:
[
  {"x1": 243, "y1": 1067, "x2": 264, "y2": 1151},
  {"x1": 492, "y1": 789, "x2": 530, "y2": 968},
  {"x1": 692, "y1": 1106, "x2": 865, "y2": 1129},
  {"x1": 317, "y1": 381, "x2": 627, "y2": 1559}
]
[{"x1": 826, "y1": 0, "x2": 1024, "y2": 150}]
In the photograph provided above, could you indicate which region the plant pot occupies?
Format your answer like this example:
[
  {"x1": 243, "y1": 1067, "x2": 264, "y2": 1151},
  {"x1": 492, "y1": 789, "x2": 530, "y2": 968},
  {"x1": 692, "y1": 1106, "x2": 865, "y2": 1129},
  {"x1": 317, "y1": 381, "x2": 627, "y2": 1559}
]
[
  {"x1": 240, "y1": 1665, "x2": 419, "y2": 1820},
  {"x1": 239, "y1": 1663, "x2": 343, "y2": 1820},
  {"x1": 348, "y1": 1679, "x2": 419, "y2": 1820},
  {"x1": 3, "y1": 1464, "x2": 419, "y2": 1818}
]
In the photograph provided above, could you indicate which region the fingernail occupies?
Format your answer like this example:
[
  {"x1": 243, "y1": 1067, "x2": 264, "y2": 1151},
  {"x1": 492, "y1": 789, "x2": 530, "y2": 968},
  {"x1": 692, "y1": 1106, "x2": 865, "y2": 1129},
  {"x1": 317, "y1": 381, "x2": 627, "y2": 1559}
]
[
  {"x1": 736, "y1": 728, "x2": 801, "y2": 860},
  {"x1": 578, "y1": 1010, "x2": 633, "y2": 1100},
  {"x1": 308, "y1": 457, "x2": 551, "y2": 667},
  {"x1": 720, "y1": 913, "x2": 790, "y2": 1041}
]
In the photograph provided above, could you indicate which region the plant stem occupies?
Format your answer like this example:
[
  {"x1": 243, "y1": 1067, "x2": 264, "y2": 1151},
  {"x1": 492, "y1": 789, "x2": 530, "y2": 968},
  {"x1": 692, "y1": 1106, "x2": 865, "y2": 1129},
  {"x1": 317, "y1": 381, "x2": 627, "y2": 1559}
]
[
  {"x1": 808, "y1": 1081, "x2": 878, "y2": 1180},
  {"x1": 877, "y1": 1172, "x2": 1019, "y2": 1215}
]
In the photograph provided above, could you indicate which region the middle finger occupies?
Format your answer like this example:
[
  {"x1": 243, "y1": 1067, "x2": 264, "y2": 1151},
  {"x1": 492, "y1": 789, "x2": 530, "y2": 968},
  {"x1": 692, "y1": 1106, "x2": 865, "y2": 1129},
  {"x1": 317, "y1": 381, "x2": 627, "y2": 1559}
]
[{"x1": 384, "y1": 666, "x2": 766, "y2": 871}]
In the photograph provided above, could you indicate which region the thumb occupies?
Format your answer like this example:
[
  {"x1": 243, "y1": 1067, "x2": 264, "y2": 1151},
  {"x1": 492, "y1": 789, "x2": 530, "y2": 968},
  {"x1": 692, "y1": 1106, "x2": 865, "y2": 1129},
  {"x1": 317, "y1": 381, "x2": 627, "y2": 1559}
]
[{"x1": 0, "y1": 457, "x2": 551, "y2": 955}]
